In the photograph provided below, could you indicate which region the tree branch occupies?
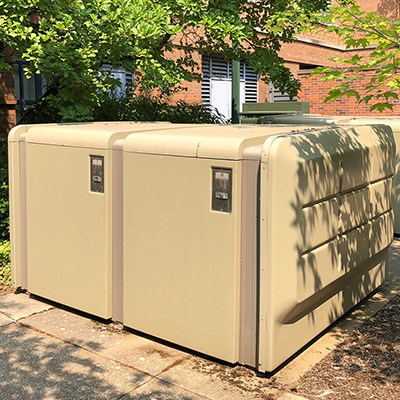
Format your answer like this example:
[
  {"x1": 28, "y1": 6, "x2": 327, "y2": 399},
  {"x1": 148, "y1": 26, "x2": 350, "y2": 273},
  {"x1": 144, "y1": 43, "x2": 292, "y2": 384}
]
[
  {"x1": 154, "y1": 33, "x2": 172, "y2": 52},
  {"x1": 337, "y1": 0, "x2": 400, "y2": 48}
]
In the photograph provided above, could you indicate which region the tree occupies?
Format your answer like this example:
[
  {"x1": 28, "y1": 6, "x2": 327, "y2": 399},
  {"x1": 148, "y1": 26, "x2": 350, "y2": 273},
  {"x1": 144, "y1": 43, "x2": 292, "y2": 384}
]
[
  {"x1": 0, "y1": 0, "x2": 329, "y2": 121},
  {"x1": 310, "y1": 0, "x2": 400, "y2": 112}
]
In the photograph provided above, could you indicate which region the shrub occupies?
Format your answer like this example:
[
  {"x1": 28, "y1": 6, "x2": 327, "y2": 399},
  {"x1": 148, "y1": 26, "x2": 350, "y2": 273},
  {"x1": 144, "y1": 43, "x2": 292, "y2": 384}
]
[
  {"x1": 93, "y1": 93, "x2": 228, "y2": 124},
  {"x1": 20, "y1": 91, "x2": 228, "y2": 125},
  {"x1": 0, "y1": 240, "x2": 11, "y2": 286}
]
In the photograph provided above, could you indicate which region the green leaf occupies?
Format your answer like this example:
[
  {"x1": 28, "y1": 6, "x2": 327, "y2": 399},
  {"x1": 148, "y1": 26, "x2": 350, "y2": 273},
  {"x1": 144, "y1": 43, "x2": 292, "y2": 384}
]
[
  {"x1": 370, "y1": 103, "x2": 393, "y2": 112},
  {"x1": 359, "y1": 95, "x2": 373, "y2": 105},
  {"x1": 1, "y1": 0, "x2": 335, "y2": 121},
  {"x1": 310, "y1": 2, "x2": 400, "y2": 113}
]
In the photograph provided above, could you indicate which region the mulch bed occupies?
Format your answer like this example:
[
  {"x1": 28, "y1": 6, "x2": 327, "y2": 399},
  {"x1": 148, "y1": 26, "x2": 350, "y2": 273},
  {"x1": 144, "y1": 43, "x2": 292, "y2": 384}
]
[{"x1": 292, "y1": 294, "x2": 400, "y2": 399}]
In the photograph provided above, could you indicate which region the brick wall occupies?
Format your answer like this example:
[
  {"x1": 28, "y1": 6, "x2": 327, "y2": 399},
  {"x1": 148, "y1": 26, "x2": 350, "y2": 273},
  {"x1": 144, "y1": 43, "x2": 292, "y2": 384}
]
[
  {"x1": 366, "y1": 0, "x2": 400, "y2": 17},
  {"x1": 331, "y1": 0, "x2": 399, "y2": 15},
  {"x1": 134, "y1": 48, "x2": 203, "y2": 104},
  {"x1": 280, "y1": 38, "x2": 372, "y2": 67},
  {"x1": 258, "y1": 76, "x2": 269, "y2": 103},
  {"x1": 170, "y1": 79, "x2": 202, "y2": 104},
  {"x1": 170, "y1": 49, "x2": 202, "y2": 104},
  {"x1": 297, "y1": 69, "x2": 400, "y2": 116},
  {"x1": 292, "y1": 0, "x2": 393, "y2": 47},
  {"x1": 0, "y1": 107, "x2": 16, "y2": 138},
  {"x1": 295, "y1": 0, "x2": 399, "y2": 49},
  {"x1": 290, "y1": 1, "x2": 400, "y2": 116},
  {"x1": 258, "y1": 62, "x2": 299, "y2": 103},
  {"x1": 298, "y1": 29, "x2": 343, "y2": 46},
  {"x1": 0, "y1": 50, "x2": 16, "y2": 137},
  {"x1": 272, "y1": 0, "x2": 396, "y2": 116}
]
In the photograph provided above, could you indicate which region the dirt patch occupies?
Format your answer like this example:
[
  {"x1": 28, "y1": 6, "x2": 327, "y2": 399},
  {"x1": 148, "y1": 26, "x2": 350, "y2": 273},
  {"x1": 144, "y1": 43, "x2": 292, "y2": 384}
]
[
  {"x1": 143, "y1": 347, "x2": 174, "y2": 359},
  {"x1": 90, "y1": 320, "x2": 130, "y2": 335},
  {"x1": 292, "y1": 294, "x2": 400, "y2": 400},
  {"x1": 191, "y1": 357, "x2": 279, "y2": 396}
]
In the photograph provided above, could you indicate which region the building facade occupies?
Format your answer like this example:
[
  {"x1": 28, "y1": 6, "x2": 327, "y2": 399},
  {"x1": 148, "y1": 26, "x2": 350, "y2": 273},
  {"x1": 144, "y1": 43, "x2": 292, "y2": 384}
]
[{"x1": 1, "y1": 0, "x2": 399, "y2": 136}]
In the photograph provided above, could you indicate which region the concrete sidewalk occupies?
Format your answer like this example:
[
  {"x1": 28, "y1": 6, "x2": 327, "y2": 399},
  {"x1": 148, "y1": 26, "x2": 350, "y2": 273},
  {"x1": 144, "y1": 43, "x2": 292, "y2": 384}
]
[{"x1": 1, "y1": 239, "x2": 399, "y2": 400}]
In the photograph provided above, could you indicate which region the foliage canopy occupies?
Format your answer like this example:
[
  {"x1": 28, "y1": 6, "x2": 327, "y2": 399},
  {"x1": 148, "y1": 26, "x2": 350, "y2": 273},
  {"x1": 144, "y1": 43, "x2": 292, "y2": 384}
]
[
  {"x1": 311, "y1": 0, "x2": 400, "y2": 112},
  {"x1": 0, "y1": 0, "x2": 329, "y2": 121}
]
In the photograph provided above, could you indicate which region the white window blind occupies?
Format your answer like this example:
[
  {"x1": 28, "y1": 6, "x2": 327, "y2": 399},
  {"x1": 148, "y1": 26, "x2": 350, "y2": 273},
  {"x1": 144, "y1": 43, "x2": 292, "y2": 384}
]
[{"x1": 201, "y1": 55, "x2": 258, "y2": 105}]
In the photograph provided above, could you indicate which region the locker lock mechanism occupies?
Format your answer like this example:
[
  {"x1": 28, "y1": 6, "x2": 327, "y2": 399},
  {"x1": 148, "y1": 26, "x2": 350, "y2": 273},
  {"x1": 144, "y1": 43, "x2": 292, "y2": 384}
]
[
  {"x1": 215, "y1": 191, "x2": 229, "y2": 200},
  {"x1": 90, "y1": 155, "x2": 104, "y2": 193},
  {"x1": 212, "y1": 168, "x2": 232, "y2": 213}
]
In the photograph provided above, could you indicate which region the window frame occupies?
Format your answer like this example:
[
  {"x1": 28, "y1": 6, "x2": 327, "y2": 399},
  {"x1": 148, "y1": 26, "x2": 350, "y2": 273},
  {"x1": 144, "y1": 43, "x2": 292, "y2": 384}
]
[{"x1": 14, "y1": 60, "x2": 44, "y2": 108}]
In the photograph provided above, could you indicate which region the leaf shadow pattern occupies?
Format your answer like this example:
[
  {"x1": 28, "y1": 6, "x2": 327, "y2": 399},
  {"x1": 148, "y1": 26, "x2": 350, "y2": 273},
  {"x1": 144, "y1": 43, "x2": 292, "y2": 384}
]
[
  {"x1": 0, "y1": 293, "x2": 47, "y2": 318},
  {"x1": 121, "y1": 375, "x2": 238, "y2": 400},
  {"x1": 377, "y1": 0, "x2": 400, "y2": 19},
  {"x1": 0, "y1": 322, "x2": 146, "y2": 400},
  {"x1": 286, "y1": 124, "x2": 394, "y2": 326}
]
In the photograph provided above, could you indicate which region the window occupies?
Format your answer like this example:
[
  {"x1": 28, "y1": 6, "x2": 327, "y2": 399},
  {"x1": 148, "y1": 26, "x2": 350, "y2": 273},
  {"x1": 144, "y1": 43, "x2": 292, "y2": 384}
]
[
  {"x1": 101, "y1": 64, "x2": 134, "y2": 98},
  {"x1": 268, "y1": 82, "x2": 297, "y2": 103},
  {"x1": 201, "y1": 54, "x2": 258, "y2": 119},
  {"x1": 299, "y1": 63, "x2": 320, "y2": 70},
  {"x1": 321, "y1": 0, "x2": 332, "y2": 17},
  {"x1": 13, "y1": 60, "x2": 45, "y2": 122}
]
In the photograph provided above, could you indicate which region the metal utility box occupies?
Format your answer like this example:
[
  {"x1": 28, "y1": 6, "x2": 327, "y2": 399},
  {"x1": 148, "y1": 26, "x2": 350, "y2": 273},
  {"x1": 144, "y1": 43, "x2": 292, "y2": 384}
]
[
  {"x1": 260, "y1": 114, "x2": 400, "y2": 235},
  {"x1": 122, "y1": 124, "x2": 395, "y2": 372},
  {"x1": 241, "y1": 101, "x2": 310, "y2": 116},
  {"x1": 8, "y1": 122, "x2": 189, "y2": 319}
]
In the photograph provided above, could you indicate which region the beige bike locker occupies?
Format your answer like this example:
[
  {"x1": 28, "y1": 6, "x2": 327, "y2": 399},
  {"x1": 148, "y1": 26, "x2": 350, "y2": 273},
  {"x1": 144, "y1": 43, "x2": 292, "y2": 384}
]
[
  {"x1": 8, "y1": 122, "x2": 190, "y2": 319},
  {"x1": 262, "y1": 114, "x2": 400, "y2": 235},
  {"x1": 121, "y1": 124, "x2": 395, "y2": 372}
]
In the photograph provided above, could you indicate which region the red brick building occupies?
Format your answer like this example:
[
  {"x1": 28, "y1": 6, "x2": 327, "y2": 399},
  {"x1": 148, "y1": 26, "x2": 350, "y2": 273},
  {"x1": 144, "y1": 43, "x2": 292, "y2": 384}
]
[
  {"x1": 172, "y1": 0, "x2": 400, "y2": 118},
  {"x1": 0, "y1": 47, "x2": 17, "y2": 137},
  {"x1": 1, "y1": 0, "x2": 399, "y2": 136},
  {"x1": 286, "y1": 0, "x2": 400, "y2": 116}
]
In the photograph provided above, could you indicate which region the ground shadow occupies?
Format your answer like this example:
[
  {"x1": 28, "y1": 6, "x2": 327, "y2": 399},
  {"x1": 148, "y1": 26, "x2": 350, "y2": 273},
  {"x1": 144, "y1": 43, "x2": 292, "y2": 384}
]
[{"x1": 0, "y1": 321, "x2": 145, "y2": 400}]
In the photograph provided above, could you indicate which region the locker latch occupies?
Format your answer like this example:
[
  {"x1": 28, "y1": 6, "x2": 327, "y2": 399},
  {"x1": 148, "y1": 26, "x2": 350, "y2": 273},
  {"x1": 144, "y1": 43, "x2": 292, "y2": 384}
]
[
  {"x1": 212, "y1": 168, "x2": 232, "y2": 213},
  {"x1": 90, "y1": 155, "x2": 104, "y2": 193}
]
